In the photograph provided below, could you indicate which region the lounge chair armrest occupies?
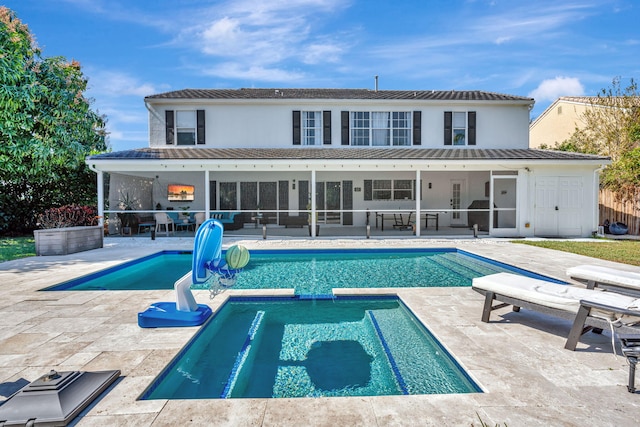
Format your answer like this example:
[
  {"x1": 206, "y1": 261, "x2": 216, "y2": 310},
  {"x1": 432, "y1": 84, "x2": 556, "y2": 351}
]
[{"x1": 579, "y1": 299, "x2": 640, "y2": 317}]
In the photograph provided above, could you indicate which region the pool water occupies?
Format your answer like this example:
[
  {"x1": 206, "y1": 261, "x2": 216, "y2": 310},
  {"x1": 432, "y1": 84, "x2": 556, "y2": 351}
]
[
  {"x1": 44, "y1": 248, "x2": 558, "y2": 293},
  {"x1": 140, "y1": 296, "x2": 481, "y2": 399},
  {"x1": 45, "y1": 251, "x2": 193, "y2": 291}
]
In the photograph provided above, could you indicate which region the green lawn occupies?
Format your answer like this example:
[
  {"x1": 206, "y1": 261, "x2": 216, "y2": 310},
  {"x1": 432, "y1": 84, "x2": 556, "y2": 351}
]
[
  {"x1": 0, "y1": 236, "x2": 36, "y2": 262},
  {"x1": 513, "y1": 239, "x2": 640, "y2": 266}
]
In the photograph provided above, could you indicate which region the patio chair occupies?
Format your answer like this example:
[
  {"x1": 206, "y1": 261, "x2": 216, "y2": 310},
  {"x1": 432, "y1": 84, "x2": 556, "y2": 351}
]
[
  {"x1": 393, "y1": 212, "x2": 413, "y2": 230},
  {"x1": 567, "y1": 265, "x2": 640, "y2": 297},
  {"x1": 194, "y1": 212, "x2": 206, "y2": 229},
  {"x1": 154, "y1": 212, "x2": 174, "y2": 236},
  {"x1": 472, "y1": 272, "x2": 640, "y2": 351}
]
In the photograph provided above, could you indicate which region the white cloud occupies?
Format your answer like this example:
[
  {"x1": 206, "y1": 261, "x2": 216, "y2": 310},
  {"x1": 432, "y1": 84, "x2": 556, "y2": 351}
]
[
  {"x1": 87, "y1": 70, "x2": 158, "y2": 98},
  {"x1": 173, "y1": 0, "x2": 351, "y2": 73},
  {"x1": 200, "y1": 62, "x2": 305, "y2": 82},
  {"x1": 528, "y1": 76, "x2": 585, "y2": 102},
  {"x1": 301, "y1": 43, "x2": 344, "y2": 64}
]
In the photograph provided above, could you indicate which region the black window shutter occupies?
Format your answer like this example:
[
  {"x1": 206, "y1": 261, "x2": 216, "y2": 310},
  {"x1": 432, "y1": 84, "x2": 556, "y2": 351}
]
[
  {"x1": 323, "y1": 111, "x2": 332, "y2": 145},
  {"x1": 165, "y1": 110, "x2": 174, "y2": 145},
  {"x1": 196, "y1": 110, "x2": 205, "y2": 144},
  {"x1": 278, "y1": 180, "x2": 289, "y2": 224},
  {"x1": 364, "y1": 180, "x2": 372, "y2": 201},
  {"x1": 209, "y1": 181, "x2": 217, "y2": 210},
  {"x1": 341, "y1": 111, "x2": 350, "y2": 145},
  {"x1": 412, "y1": 111, "x2": 421, "y2": 145},
  {"x1": 292, "y1": 111, "x2": 301, "y2": 145},
  {"x1": 468, "y1": 111, "x2": 476, "y2": 145},
  {"x1": 444, "y1": 111, "x2": 452, "y2": 146},
  {"x1": 298, "y1": 181, "x2": 309, "y2": 214}
]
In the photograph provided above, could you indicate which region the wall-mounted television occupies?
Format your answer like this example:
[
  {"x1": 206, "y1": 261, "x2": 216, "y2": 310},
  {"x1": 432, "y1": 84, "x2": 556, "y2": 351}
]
[{"x1": 168, "y1": 184, "x2": 195, "y2": 202}]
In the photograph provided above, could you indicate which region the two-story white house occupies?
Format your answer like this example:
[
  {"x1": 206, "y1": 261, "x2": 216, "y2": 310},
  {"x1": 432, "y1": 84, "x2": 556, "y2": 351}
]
[{"x1": 87, "y1": 88, "x2": 609, "y2": 237}]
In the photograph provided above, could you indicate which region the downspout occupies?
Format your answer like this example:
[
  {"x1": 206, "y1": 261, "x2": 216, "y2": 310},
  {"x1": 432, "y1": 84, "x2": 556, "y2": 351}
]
[
  {"x1": 594, "y1": 165, "x2": 606, "y2": 234},
  {"x1": 145, "y1": 100, "x2": 165, "y2": 124}
]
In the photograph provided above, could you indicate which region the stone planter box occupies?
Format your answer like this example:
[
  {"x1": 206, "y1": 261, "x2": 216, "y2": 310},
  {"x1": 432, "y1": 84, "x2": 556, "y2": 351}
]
[{"x1": 34, "y1": 225, "x2": 104, "y2": 256}]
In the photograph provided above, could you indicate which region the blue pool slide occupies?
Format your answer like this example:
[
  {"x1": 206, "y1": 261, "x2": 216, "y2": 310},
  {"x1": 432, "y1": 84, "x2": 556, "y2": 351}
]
[{"x1": 138, "y1": 219, "x2": 224, "y2": 328}]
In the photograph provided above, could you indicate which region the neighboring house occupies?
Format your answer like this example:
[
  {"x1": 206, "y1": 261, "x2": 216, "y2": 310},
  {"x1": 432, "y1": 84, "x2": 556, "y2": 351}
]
[
  {"x1": 87, "y1": 89, "x2": 609, "y2": 238},
  {"x1": 529, "y1": 96, "x2": 598, "y2": 148}
]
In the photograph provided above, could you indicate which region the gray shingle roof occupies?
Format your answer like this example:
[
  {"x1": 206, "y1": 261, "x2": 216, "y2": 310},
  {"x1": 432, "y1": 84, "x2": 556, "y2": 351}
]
[
  {"x1": 89, "y1": 147, "x2": 608, "y2": 162},
  {"x1": 145, "y1": 88, "x2": 533, "y2": 102}
]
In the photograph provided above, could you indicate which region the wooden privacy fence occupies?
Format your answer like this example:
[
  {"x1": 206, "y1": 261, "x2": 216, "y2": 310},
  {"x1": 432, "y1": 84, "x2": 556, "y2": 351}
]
[{"x1": 599, "y1": 188, "x2": 640, "y2": 235}]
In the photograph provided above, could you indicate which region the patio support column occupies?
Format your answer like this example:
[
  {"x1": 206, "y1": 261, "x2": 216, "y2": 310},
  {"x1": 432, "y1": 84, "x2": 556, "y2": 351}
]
[
  {"x1": 96, "y1": 170, "x2": 104, "y2": 226},
  {"x1": 204, "y1": 170, "x2": 210, "y2": 218},
  {"x1": 415, "y1": 170, "x2": 421, "y2": 237},
  {"x1": 311, "y1": 169, "x2": 317, "y2": 237}
]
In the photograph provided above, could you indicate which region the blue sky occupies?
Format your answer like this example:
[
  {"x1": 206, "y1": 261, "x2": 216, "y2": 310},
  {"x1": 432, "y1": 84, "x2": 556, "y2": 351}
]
[{"x1": 3, "y1": 0, "x2": 639, "y2": 151}]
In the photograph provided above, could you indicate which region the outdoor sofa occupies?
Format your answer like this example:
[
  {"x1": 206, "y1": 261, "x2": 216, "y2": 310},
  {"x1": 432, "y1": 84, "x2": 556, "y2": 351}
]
[{"x1": 210, "y1": 212, "x2": 243, "y2": 230}]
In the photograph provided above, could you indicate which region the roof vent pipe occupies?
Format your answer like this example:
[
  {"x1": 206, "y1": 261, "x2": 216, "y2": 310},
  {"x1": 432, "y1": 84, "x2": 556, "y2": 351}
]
[{"x1": 374, "y1": 75, "x2": 378, "y2": 92}]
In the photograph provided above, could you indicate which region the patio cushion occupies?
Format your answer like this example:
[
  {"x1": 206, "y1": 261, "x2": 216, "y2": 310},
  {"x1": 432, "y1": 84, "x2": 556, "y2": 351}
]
[
  {"x1": 472, "y1": 273, "x2": 639, "y2": 314},
  {"x1": 567, "y1": 265, "x2": 640, "y2": 291}
]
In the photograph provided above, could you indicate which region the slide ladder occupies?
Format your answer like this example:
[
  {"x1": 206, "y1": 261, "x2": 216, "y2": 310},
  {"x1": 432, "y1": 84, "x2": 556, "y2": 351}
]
[{"x1": 137, "y1": 219, "x2": 225, "y2": 328}]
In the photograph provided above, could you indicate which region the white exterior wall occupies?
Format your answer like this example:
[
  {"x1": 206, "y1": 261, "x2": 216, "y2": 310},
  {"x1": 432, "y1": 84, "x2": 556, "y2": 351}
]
[
  {"x1": 147, "y1": 100, "x2": 531, "y2": 149},
  {"x1": 99, "y1": 95, "x2": 608, "y2": 238}
]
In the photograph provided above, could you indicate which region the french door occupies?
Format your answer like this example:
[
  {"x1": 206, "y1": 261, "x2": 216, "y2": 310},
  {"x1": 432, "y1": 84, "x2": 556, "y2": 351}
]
[
  {"x1": 450, "y1": 179, "x2": 466, "y2": 226},
  {"x1": 316, "y1": 181, "x2": 341, "y2": 224}
]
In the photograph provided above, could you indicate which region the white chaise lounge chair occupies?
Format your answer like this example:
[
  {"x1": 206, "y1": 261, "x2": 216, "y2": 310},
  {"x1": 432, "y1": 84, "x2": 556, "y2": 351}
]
[
  {"x1": 472, "y1": 272, "x2": 640, "y2": 351},
  {"x1": 567, "y1": 265, "x2": 640, "y2": 296}
]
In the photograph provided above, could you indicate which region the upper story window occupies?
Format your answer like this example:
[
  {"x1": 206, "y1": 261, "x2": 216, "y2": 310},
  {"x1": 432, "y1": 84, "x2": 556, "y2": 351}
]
[
  {"x1": 350, "y1": 112, "x2": 412, "y2": 146},
  {"x1": 302, "y1": 111, "x2": 322, "y2": 145},
  {"x1": 293, "y1": 111, "x2": 331, "y2": 145},
  {"x1": 452, "y1": 112, "x2": 467, "y2": 145},
  {"x1": 165, "y1": 110, "x2": 205, "y2": 145},
  {"x1": 176, "y1": 111, "x2": 196, "y2": 145},
  {"x1": 444, "y1": 111, "x2": 476, "y2": 146}
]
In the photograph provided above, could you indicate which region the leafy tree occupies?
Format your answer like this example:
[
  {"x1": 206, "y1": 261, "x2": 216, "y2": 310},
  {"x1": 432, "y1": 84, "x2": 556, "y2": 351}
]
[
  {"x1": 0, "y1": 7, "x2": 108, "y2": 234},
  {"x1": 600, "y1": 147, "x2": 640, "y2": 202},
  {"x1": 546, "y1": 77, "x2": 640, "y2": 204},
  {"x1": 579, "y1": 77, "x2": 639, "y2": 163}
]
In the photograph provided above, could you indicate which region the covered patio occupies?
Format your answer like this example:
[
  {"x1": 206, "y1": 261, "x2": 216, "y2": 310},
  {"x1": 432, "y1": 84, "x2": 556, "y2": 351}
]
[{"x1": 87, "y1": 147, "x2": 605, "y2": 239}]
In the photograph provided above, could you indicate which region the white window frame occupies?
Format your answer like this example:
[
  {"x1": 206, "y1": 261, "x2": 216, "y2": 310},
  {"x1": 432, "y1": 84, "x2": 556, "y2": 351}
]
[
  {"x1": 351, "y1": 111, "x2": 412, "y2": 146},
  {"x1": 392, "y1": 112, "x2": 411, "y2": 146},
  {"x1": 302, "y1": 111, "x2": 322, "y2": 146},
  {"x1": 452, "y1": 112, "x2": 467, "y2": 146},
  {"x1": 176, "y1": 110, "x2": 196, "y2": 145},
  {"x1": 371, "y1": 179, "x2": 415, "y2": 200}
]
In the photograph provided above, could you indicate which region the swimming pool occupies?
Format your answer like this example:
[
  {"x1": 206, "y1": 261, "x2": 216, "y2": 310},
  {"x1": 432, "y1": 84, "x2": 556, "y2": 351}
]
[
  {"x1": 44, "y1": 248, "x2": 563, "y2": 293},
  {"x1": 140, "y1": 296, "x2": 481, "y2": 399}
]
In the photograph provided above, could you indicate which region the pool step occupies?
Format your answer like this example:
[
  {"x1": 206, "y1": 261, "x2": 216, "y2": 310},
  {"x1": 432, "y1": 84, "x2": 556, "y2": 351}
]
[
  {"x1": 367, "y1": 311, "x2": 409, "y2": 395},
  {"x1": 431, "y1": 253, "x2": 497, "y2": 279},
  {"x1": 220, "y1": 310, "x2": 265, "y2": 398},
  {"x1": 367, "y1": 307, "x2": 460, "y2": 395},
  {"x1": 443, "y1": 252, "x2": 505, "y2": 276}
]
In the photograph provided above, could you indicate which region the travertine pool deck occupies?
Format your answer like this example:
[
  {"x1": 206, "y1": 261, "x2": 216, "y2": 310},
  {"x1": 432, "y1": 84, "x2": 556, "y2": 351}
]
[{"x1": 0, "y1": 236, "x2": 638, "y2": 426}]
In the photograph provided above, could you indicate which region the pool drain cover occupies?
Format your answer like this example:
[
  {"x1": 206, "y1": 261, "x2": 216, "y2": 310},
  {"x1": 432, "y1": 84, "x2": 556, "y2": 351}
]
[{"x1": 0, "y1": 369, "x2": 120, "y2": 426}]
